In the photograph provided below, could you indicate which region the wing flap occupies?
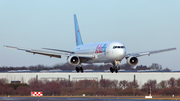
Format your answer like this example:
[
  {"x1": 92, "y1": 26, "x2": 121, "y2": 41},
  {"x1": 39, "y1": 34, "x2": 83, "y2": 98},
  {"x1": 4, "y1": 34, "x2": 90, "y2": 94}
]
[
  {"x1": 74, "y1": 54, "x2": 95, "y2": 58},
  {"x1": 27, "y1": 50, "x2": 62, "y2": 58},
  {"x1": 126, "y1": 47, "x2": 176, "y2": 58},
  {"x1": 42, "y1": 48, "x2": 74, "y2": 53}
]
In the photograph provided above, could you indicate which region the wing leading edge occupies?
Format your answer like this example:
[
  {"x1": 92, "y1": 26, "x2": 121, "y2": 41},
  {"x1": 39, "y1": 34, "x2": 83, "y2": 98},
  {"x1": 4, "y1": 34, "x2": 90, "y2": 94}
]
[
  {"x1": 4, "y1": 45, "x2": 68, "y2": 58},
  {"x1": 125, "y1": 47, "x2": 177, "y2": 58}
]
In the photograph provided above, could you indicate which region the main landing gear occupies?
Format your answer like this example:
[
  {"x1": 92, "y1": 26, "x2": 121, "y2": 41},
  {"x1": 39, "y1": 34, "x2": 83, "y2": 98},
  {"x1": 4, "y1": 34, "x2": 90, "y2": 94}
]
[
  {"x1": 110, "y1": 60, "x2": 121, "y2": 73},
  {"x1": 76, "y1": 64, "x2": 84, "y2": 73}
]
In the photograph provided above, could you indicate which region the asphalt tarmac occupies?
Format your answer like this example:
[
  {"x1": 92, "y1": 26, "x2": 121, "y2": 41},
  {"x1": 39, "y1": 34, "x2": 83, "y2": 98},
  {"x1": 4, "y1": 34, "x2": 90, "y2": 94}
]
[{"x1": 0, "y1": 96, "x2": 180, "y2": 101}]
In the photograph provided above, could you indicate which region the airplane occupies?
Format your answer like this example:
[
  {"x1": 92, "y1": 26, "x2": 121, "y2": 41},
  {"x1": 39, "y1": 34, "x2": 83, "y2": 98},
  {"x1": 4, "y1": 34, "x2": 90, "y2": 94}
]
[{"x1": 4, "y1": 14, "x2": 177, "y2": 73}]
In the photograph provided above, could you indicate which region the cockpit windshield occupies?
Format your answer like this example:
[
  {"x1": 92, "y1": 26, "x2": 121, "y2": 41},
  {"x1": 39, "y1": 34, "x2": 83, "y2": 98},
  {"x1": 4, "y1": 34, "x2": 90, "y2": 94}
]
[{"x1": 113, "y1": 46, "x2": 125, "y2": 49}]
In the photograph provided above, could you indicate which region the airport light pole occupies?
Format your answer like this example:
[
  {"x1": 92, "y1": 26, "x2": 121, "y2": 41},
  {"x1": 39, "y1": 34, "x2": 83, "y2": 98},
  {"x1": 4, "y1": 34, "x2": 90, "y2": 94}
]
[{"x1": 133, "y1": 75, "x2": 136, "y2": 96}]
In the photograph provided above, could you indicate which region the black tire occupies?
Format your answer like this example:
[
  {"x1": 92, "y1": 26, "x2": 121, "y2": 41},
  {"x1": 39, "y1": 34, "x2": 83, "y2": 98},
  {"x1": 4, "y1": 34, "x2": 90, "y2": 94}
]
[
  {"x1": 115, "y1": 69, "x2": 118, "y2": 73},
  {"x1": 76, "y1": 67, "x2": 79, "y2": 73},
  {"x1": 80, "y1": 67, "x2": 83, "y2": 73},
  {"x1": 110, "y1": 67, "x2": 114, "y2": 73}
]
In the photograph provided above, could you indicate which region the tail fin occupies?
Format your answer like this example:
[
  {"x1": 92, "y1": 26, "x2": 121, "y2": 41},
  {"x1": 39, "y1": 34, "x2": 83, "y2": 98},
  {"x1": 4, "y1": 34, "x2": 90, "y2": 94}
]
[{"x1": 74, "y1": 14, "x2": 83, "y2": 46}]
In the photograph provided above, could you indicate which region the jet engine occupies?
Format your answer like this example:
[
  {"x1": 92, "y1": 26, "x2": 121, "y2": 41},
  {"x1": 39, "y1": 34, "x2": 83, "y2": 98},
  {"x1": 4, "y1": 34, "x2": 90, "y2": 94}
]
[
  {"x1": 126, "y1": 56, "x2": 138, "y2": 66},
  {"x1": 67, "y1": 55, "x2": 80, "y2": 66}
]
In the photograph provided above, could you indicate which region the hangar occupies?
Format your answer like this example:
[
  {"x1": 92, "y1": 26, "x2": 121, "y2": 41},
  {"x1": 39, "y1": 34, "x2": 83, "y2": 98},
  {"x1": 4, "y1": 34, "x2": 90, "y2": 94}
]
[{"x1": 0, "y1": 70, "x2": 180, "y2": 87}]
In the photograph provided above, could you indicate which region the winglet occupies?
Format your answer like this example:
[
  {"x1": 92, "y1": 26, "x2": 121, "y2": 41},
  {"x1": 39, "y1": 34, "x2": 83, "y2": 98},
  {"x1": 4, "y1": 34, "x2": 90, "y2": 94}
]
[
  {"x1": 4, "y1": 45, "x2": 17, "y2": 49},
  {"x1": 74, "y1": 14, "x2": 83, "y2": 46}
]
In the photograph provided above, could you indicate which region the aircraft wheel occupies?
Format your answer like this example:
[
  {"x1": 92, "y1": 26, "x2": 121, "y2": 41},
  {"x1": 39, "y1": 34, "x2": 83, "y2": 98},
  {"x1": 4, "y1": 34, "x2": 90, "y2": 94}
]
[
  {"x1": 115, "y1": 69, "x2": 118, "y2": 73},
  {"x1": 76, "y1": 67, "x2": 79, "y2": 73},
  {"x1": 80, "y1": 67, "x2": 83, "y2": 73},
  {"x1": 110, "y1": 67, "x2": 114, "y2": 73}
]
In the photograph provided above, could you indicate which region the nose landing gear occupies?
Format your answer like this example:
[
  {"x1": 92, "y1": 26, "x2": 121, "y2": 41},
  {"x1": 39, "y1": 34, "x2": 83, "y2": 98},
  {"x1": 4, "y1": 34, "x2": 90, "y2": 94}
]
[
  {"x1": 110, "y1": 60, "x2": 121, "y2": 73},
  {"x1": 110, "y1": 66, "x2": 119, "y2": 73}
]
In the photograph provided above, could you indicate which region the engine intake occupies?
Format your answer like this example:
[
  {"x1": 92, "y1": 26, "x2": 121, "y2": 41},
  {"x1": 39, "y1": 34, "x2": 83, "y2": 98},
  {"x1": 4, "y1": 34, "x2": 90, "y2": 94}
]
[
  {"x1": 67, "y1": 56, "x2": 80, "y2": 66},
  {"x1": 126, "y1": 56, "x2": 138, "y2": 66}
]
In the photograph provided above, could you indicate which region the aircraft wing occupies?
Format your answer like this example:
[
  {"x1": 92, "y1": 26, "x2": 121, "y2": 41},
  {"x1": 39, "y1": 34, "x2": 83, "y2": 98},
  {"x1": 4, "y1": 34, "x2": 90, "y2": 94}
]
[
  {"x1": 125, "y1": 47, "x2": 176, "y2": 58},
  {"x1": 4, "y1": 45, "x2": 71, "y2": 58},
  {"x1": 4, "y1": 45, "x2": 95, "y2": 59}
]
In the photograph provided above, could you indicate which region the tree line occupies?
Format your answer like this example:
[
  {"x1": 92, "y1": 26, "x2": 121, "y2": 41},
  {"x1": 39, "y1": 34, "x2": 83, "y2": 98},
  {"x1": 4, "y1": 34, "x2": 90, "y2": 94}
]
[
  {"x1": 0, "y1": 77, "x2": 180, "y2": 96},
  {"x1": 0, "y1": 63, "x2": 171, "y2": 71}
]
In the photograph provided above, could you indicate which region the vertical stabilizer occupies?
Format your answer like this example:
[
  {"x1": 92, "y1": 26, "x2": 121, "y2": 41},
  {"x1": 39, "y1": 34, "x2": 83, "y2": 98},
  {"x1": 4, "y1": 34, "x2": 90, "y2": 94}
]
[{"x1": 74, "y1": 14, "x2": 83, "y2": 46}]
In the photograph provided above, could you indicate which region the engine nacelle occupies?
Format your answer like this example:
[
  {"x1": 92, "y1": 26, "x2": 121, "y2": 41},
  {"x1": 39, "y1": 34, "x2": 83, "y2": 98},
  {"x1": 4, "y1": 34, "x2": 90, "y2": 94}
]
[
  {"x1": 67, "y1": 55, "x2": 80, "y2": 66},
  {"x1": 126, "y1": 56, "x2": 138, "y2": 66}
]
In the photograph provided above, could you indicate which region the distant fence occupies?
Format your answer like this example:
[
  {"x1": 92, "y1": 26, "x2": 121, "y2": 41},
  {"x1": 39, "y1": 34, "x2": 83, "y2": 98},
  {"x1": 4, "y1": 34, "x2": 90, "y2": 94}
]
[{"x1": 72, "y1": 77, "x2": 98, "y2": 81}]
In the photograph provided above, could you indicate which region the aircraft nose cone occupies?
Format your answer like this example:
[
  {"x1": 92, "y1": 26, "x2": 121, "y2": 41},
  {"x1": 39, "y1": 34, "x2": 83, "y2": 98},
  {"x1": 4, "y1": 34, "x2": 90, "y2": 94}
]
[
  {"x1": 118, "y1": 49, "x2": 126, "y2": 60},
  {"x1": 122, "y1": 49, "x2": 126, "y2": 56}
]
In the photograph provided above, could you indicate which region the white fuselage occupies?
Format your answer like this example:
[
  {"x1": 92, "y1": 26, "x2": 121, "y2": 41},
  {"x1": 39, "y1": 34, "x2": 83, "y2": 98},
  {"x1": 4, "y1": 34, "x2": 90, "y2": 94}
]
[{"x1": 74, "y1": 41, "x2": 126, "y2": 63}]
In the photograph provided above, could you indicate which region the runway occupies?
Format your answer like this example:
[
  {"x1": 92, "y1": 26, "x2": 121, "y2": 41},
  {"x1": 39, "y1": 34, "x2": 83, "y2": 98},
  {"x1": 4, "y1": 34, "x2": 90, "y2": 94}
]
[{"x1": 0, "y1": 96, "x2": 180, "y2": 101}]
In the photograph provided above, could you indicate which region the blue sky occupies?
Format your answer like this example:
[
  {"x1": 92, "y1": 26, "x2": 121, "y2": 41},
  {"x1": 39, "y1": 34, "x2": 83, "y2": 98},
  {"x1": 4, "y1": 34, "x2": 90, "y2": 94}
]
[{"x1": 0, "y1": 0, "x2": 179, "y2": 70}]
